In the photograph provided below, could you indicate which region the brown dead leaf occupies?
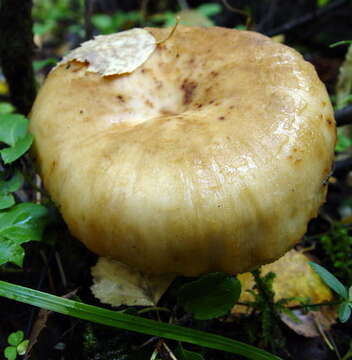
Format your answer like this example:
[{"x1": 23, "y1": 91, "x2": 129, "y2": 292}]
[{"x1": 280, "y1": 306, "x2": 336, "y2": 338}]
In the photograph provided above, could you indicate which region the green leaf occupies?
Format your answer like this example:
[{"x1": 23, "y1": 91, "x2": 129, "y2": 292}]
[
  {"x1": 175, "y1": 344, "x2": 204, "y2": 360},
  {"x1": 178, "y1": 273, "x2": 241, "y2": 320},
  {"x1": 0, "y1": 171, "x2": 24, "y2": 194},
  {"x1": 0, "y1": 194, "x2": 15, "y2": 210},
  {"x1": 338, "y1": 302, "x2": 352, "y2": 323},
  {"x1": 33, "y1": 58, "x2": 57, "y2": 72},
  {"x1": 0, "y1": 203, "x2": 48, "y2": 266},
  {"x1": 33, "y1": 21, "x2": 55, "y2": 36},
  {"x1": 0, "y1": 103, "x2": 15, "y2": 114},
  {"x1": 349, "y1": 286, "x2": 352, "y2": 301},
  {"x1": 197, "y1": 3, "x2": 222, "y2": 17},
  {"x1": 317, "y1": 0, "x2": 330, "y2": 7},
  {"x1": 17, "y1": 340, "x2": 29, "y2": 356},
  {"x1": 309, "y1": 262, "x2": 348, "y2": 299},
  {"x1": 0, "y1": 113, "x2": 33, "y2": 163},
  {"x1": 0, "y1": 281, "x2": 281, "y2": 360},
  {"x1": 0, "y1": 133, "x2": 33, "y2": 164},
  {"x1": 335, "y1": 130, "x2": 352, "y2": 152},
  {"x1": 0, "y1": 171, "x2": 25, "y2": 209},
  {"x1": 0, "y1": 114, "x2": 28, "y2": 147},
  {"x1": 91, "y1": 14, "x2": 114, "y2": 33},
  {"x1": 4, "y1": 346, "x2": 17, "y2": 360},
  {"x1": 8, "y1": 330, "x2": 24, "y2": 346}
]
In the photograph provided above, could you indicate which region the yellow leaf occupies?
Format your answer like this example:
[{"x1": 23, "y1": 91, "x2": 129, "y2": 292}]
[
  {"x1": 232, "y1": 249, "x2": 333, "y2": 315},
  {"x1": 91, "y1": 257, "x2": 175, "y2": 306}
]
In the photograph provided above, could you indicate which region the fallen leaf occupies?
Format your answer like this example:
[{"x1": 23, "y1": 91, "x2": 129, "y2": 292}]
[
  {"x1": 91, "y1": 257, "x2": 175, "y2": 306},
  {"x1": 280, "y1": 306, "x2": 336, "y2": 338},
  {"x1": 231, "y1": 250, "x2": 337, "y2": 337},
  {"x1": 232, "y1": 249, "x2": 334, "y2": 315},
  {"x1": 57, "y1": 28, "x2": 156, "y2": 76}
]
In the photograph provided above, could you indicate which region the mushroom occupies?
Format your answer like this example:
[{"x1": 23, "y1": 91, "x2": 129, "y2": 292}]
[{"x1": 29, "y1": 26, "x2": 336, "y2": 277}]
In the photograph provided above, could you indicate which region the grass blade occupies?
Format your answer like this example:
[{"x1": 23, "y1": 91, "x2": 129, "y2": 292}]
[{"x1": 0, "y1": 280, "x2": 281, "y2": 360}]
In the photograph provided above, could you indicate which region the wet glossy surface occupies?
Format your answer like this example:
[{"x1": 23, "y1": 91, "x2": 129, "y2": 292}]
[{"x1": 29, "y1": 26, "x2": 336, "y2": 276}]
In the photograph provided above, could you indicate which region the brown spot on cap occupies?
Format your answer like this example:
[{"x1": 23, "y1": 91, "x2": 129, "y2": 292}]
[
  {"x1": 160, "y1": 109, "x2": 175, "y2": 116},
  {"x1": 145, "y1": 99, "x2": 154, "y2": 108},
  {"x1": 116, "y1": 95, "x2": 125, "y2": 103},
  {"x1": 218, "y1": 116, "x2": 225, "y2": 121},
  {"x1": 181, "y1": 79, "x2": 197, "y2": 105}
]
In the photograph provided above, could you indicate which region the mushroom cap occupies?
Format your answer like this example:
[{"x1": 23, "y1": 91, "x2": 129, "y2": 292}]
[{"x1": 29, "y1": 26, "x2": 336, "y2": 276}]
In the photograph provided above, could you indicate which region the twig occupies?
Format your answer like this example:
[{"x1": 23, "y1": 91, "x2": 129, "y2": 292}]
[
  {"x1": 288, "y1": 301, "x2": 342, "y2": 311},
  {"x1": 222, "y1": 0, "x2": 252, "y2": 29},
  {"x1": 314, "y1": 317, "x2": 335, "y2": 352},
  {"x1": 55, "y1": 251, "x2": 68, "y2": 289},
  {"x1": 84, "y1": 0, "x2": 95, "y2": 40},
  {"x1": 335, "y1": 104, "x2": 352, "y2": 127},
  {"x1": 156, "y1": 16, "x2": 180, "y2": 45},
  {"x1": 25, "y1": 248, "x2": 55, "y2": 339},
  {"x1": 265, "y1": 0, "x2": 347, "y2": 37}
]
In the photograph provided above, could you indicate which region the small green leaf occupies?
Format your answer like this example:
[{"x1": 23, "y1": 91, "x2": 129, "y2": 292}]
[
  {"x1": 338, "y1": 302, "x2": 352, "y2": 323},
  {"x1": 178, "y1": 273, "x2": 241, "y2": 320},
  {"x1": 175, "y1": 344, "x2": 204, "y2": 360},
  {"x1": 33, "y1": 21, "x2": 55, "y2": 36},
  {"x1": 0, "y1": 171, "x2": 25, "y2": 209},
  {"x1": 91, "y1": 14, "x2": 114, "y2": 33},
  {"x1": 0, "y1": 171, "x2": 24, "y2": 194},
  {"x1": 0, "y1": 237, "x2": 25, "y2": 266},
  {"x1": 0, "y1": 194, "x2": 15, "y2": 210},
  {"x1": 349, "y1": 286, "x2": 352, "y2": 301},
  {"x1": 4, "y1": 346, "x2": 17, "y2": 360},
  {"x1": 0, "y1": 103, "x2": 15, "y2": 114},
  {"x1": 8, "y1": 330, "x2": 24, "y2": 346},
  {"x1": 335, "y1": 130, "x2": 352, "y2": 152},
  {"x1": 0, "y1": 114, "x2": 28, "y2": 146},
  {"x1": 0, "y1": 133, "x2": 33, "y2": 164},
  {"x1": 33, "y1": 58, "x2": 57, "y2": 72},
  {"x1": 317, "y1": 0, "x2": 329, "y2": 7},
  {"x1": 197, "y1": 3, "x2": 222, "y2": 17},
  {"x1": 17, "y1": 340, "x2": 29, "y2": 355},
  {"x1": 309, "y1": 262, "x2": 348, "y2": 299},
  {"x1": 0, "y1": 203, "x2": 48, "y2": 266}
]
